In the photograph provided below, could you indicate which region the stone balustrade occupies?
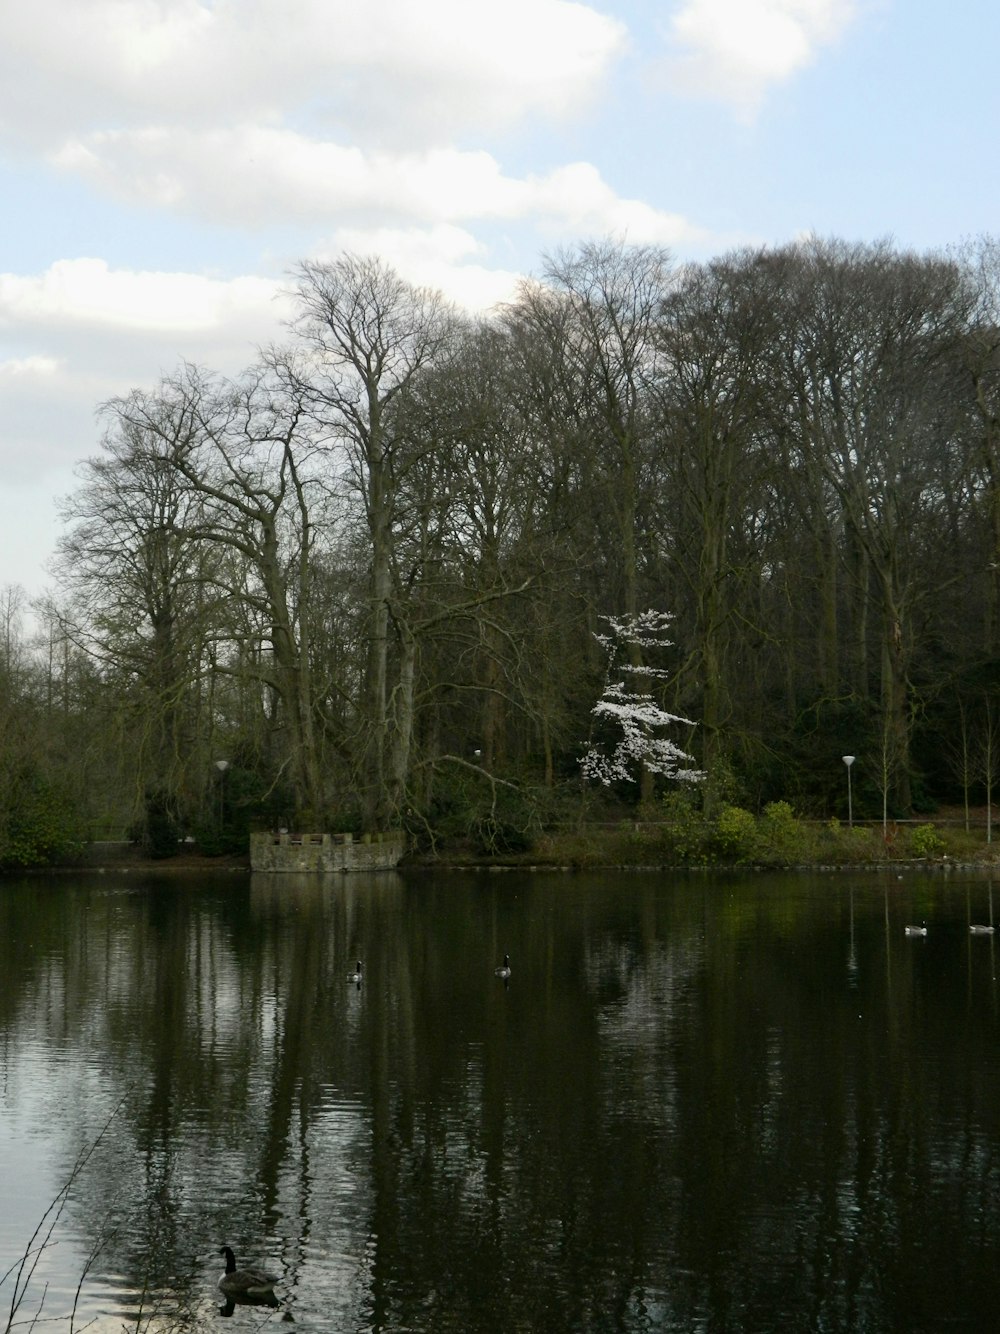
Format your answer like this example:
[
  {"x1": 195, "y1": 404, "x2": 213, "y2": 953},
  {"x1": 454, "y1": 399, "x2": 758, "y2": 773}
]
[{"x1": 250, "y1": 830, "x2": 406, "y2": 873}]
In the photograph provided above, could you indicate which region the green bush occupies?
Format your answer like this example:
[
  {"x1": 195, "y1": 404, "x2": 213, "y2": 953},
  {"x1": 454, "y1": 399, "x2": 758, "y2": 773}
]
[
  {"x1": 655, "y1": 787, "x2": 709, "y2": 864},
  {"x1": 0, "y1": 768, "x2": 84, "y2": 869},
  {"x1": 908, "y1": 822, "x2": 945, "y2": 859},
  {"x1": 192, "y1": 764, "x2": 295, "y2": 857},
  {"x1": 713, "y1": 805, "x2": 758, "y2": 862},
  {"x1": 757, "y1": 800, "x2": 808, "y2": 864}
]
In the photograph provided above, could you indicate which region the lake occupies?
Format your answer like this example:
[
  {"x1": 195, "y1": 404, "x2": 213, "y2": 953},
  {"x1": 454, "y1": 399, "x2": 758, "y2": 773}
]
[{"x1": 1, "y1": 867, "x2": 999, "y2": 1332}]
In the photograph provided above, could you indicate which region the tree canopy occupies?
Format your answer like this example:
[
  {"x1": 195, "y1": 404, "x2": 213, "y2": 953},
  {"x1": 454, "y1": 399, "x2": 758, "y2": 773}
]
[{"x1": 6, "y1": 235, "x2": 1000, "y2": 861}]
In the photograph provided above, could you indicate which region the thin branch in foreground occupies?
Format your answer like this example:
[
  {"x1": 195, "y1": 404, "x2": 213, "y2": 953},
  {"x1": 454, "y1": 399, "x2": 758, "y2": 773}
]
[{"x1": 3, "y1": 1098, "x2": 127, "y2": 1334}]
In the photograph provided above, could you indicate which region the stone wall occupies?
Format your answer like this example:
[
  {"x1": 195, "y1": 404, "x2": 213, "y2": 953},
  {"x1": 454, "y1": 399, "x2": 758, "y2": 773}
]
[{"x1": 250, "y1": 831, "x2": 406, "y2": 873}]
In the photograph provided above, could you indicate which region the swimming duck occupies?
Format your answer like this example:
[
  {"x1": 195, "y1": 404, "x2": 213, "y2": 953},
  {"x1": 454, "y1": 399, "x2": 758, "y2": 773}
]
[
  {"x1": 347, "y1": 960, "x2": 363, "y2": 984},
  {"x1": 970, "y1": 924, "x2": 995, "y2": 934},
  {"x1": 904, "y1": 925, "x2": 927, "y2": 936},
  {"x1": 494, "y1": 953, "x2": 511, "y2": 979},
  {"x1": 218, "y1": 1246, "x2": 279, "y2": 1304}
]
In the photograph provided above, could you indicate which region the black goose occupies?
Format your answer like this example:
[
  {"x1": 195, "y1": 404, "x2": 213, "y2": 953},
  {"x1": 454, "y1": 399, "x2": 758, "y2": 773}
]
[{"x1": 218, "y1": 1246, "x2": 279, "y2": 1305}]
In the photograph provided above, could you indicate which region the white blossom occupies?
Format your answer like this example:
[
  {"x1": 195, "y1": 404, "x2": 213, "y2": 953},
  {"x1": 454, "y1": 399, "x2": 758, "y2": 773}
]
[{"x1": 580, "y1": 612, "x2": 704, "y2": 787}]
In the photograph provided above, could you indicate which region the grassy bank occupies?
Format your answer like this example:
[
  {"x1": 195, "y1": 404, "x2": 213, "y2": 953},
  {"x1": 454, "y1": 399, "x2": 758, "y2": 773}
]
[
  {"x1": 410, "y1": 804, "x2": 1000, "y2": 870},
  {"x1": 12, "y1": 804, "x2": 1000, "y2": 875}
]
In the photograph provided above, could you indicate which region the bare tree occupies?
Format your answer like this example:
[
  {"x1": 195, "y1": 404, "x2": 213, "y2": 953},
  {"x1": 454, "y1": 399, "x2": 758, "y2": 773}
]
[
  {"x1": 55, "y1": 413, "x2": 222, "y2": 831},
  {"x1": 770, "y1": 239, "x2": 972, "y2": 812},
  {"x1": 651, "y1": 249, "x2": 778, "y2": 799},
  {"x1": 283, "y1": 254, "x2": 456, "y2": 827},
  {"x1": 512, "y1": 240, "x2": 671, "y2": 621},
  {"x1": 103, "y1": 362, "x2": 331, "y2": 819}
]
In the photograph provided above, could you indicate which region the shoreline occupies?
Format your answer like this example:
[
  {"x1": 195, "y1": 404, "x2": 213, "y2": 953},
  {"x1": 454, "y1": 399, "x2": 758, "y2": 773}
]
[{"x1": 11, "y1": 855, "x2": 1000, "y2": 876}]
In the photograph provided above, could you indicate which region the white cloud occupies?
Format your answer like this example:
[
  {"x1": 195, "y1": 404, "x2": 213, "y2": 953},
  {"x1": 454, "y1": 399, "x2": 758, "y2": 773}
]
[
  {"x1": 0, "y1": 260, "x2": 295, "y2": 487},
  {"x1": 526, "y1": 162, "x2": 707, "y2": 247},
  {"x1": 0, "y1": 1, "x2": 728, "y2": 601},
  {"x1": 0, "y1": 259, "x2": 295, "y2": 597},
  {"x1": 2, "y1": 2, "x2": 711, "y2": 322},
  {"x1": 663, "y1": 0, "x2": 859, "y2": 112},
  {"x1": 0, "y1": 258, "x2": 287, "y2": 335},
  {"x1": 6, "y1": 1, "x2": 684, "y2": 300},
  {"x1": 1, "y1": 0, "x2": 625, "y2": 149},
  {"x1": 50, "y1": 126, "x2": 705, "y2": 261},
  {"x1": 314, "y1": 225, "x2": 524, "y2": 312},
  {"x1": 0, "y1": 355, "x2": 60, "y2": 378},
  {"x1": 51, "y1": 129, "x2": 520, "y2": 226}
]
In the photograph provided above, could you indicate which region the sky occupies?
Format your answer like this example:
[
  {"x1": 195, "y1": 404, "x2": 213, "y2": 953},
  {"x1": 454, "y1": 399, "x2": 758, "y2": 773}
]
[{"x1": 2, "y1": 0, "x2": 1000, "y2": 609}]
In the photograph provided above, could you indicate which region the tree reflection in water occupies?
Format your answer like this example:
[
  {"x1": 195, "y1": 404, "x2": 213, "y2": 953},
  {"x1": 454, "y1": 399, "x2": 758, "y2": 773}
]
[{"x1": 1, "y1": 868, "x2": 999, "y2": 1331}]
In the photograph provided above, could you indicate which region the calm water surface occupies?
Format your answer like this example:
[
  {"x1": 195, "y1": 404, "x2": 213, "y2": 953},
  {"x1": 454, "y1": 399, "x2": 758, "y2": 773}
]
[{"x1": 2, "y1": 868, "x2": 1000, "y2": 1332}]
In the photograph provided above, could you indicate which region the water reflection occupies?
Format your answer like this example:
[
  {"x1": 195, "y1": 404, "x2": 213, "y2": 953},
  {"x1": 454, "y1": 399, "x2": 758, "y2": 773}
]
[{"x1": 1, "y1": 870, "x2": 1000, "y2": 1331}]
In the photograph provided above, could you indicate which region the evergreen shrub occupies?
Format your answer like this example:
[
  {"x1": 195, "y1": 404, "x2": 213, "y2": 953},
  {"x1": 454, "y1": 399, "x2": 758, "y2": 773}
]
[
  {"x1": 141, "y1": 788, "x2": 179, "y2": 859},
  {"x1": 757, "y1": 801, "x2": 807, "y2": 864},
  {"x1": 0, "y1": 767, "x2": 84, "y2": 868},
  {"x1": 713, "y1": 805, "x2": 758, "y2": 862},
  {"x1": 658, "y1": 788, "x2": 712, "y2": 864},
  {"x1": 908, "y1": 822, "x2": 945, "y2": 858}
]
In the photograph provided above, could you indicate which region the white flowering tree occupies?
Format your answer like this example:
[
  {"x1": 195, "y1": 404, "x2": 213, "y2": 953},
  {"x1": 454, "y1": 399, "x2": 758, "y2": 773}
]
[{"x1": 580, "y1": 611, "x2": 704, "y2": 787}]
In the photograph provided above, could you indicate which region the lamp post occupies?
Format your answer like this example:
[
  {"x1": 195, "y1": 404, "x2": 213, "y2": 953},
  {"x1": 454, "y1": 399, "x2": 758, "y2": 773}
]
[
  {"x1": 215, "y1": 759, "x2": 229, "y2": 834},
  {"x1": 842, "y1": 755, "x2": 855, "y2": 827}
]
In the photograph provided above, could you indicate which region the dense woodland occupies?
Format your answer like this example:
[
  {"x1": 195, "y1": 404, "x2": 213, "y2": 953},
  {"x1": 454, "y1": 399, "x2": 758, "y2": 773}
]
[{"x1": 4, "y1": 235, "x2": 1000, "y2": 864}]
